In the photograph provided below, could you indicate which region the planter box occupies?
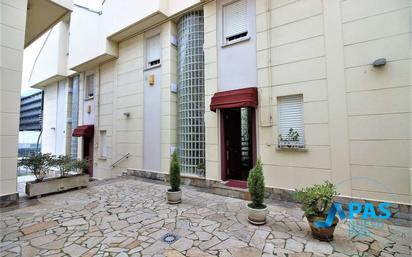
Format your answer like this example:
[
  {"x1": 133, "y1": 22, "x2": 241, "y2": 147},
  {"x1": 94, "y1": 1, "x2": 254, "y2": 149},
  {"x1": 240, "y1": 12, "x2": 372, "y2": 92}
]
[{"x1": 25, "y1": 174, "x2": 89, "y2": 197}]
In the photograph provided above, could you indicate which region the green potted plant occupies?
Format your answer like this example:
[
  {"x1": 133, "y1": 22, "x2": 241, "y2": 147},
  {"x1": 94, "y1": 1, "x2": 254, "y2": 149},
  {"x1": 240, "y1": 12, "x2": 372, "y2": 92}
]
[
  {"x1": 18, "y1": 153, "x2": 53, "y2": 182},
  {"x1": 20, "y1": 154, "x2": 90, "y2": 198},
  {"x1": 166, "y1": 152, "x2": 181, "y2": 204},
  {"x1": 247, "y1": 159, "x2": 267, "y2": 225},
  {"x1": 197, "y1": 161, "x2": 205, "y2": 176},
  {"x1": 278, "y1": 128, "x2": 303, "y2": 149},
  {"x1": 294, "y1": 181, "x2": 339, "y2": 241}
]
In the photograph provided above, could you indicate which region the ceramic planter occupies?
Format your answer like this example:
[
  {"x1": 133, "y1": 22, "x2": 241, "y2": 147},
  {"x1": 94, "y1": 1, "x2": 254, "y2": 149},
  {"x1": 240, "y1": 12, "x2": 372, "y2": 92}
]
[
  {"x1": 25, "y1": 174, "x2": 89, "y2": 198},
  {"x1": 307, "y1": 216, "x2": 339, "y2": 241},
  {"x1": 166, "y1": 189, "x2": 182, "y2": 204},
  {"x1": 247, "y1": 204, "x2": 268, "y2": 225}
]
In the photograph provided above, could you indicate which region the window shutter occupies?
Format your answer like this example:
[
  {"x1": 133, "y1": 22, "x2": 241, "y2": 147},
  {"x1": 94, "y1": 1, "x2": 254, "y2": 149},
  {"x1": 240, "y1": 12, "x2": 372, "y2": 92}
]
[
  {"x1": 86, "y1": 74, "x2": 94, "y2": 98},
  {"x1": 278, "y1": 95, "x2": 304, "y2": 145},
  {"x1": 223, "y1": 0, "x2": 248, "y2": 39},
  {"x1": 146, "y1": 35, "x2": 161, "y2": 64},
  {"x1": 100, "y1": 130, "x2": 107, "y2": 157}
]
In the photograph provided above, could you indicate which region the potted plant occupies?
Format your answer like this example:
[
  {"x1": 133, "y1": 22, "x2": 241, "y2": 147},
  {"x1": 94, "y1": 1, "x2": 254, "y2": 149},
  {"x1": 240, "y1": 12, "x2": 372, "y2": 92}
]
[
  {"x1": 166, "y1": 152, "x2": 181, "y2": 204},
  {"x1": 18, "y1": 153, "x2": 53, "y2": 182},
  {"x1": 197, "y1": 162, "x2": 205, "y2": 176},
  {"x1": 278, "y1": 128, "x2": 303, "y2": 149},
  {"x1": 20, "y1": 154, "x2": 89, "y2": 198},
  {"x1": 247, "y1": 159, "x2": 267, "y2": 225},
  {"x1": 294, "y1": 181, "x2": 339, "y2": 241}
]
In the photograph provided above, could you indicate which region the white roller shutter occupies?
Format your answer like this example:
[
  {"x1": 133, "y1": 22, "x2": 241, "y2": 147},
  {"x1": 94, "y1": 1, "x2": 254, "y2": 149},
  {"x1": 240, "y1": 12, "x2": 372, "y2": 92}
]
[
  {"x1": 223, "y1": 0, "x2": 248, "y2": 39},
  {"x1": 146, "y1": 34, "x2": 161, "y2": 65},
  {"x1": 278, "y1": 95, "x2": 304, "y2": 146}
]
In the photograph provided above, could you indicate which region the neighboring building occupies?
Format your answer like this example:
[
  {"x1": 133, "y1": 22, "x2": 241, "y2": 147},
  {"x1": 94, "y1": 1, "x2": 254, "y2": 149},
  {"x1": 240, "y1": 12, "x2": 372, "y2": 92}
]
[
  {"x1": 19, "y1": 90, "x2": 43, "y2": 131},
  {"x1": 0, "y1": 0, "x2": 72, "y2": 205},
  {"x1": 18, "y1": 90, "x2": 43, "y2": 156},
  {"x1": 29, "y1": 0, "x2": 411, "y2": 205}
]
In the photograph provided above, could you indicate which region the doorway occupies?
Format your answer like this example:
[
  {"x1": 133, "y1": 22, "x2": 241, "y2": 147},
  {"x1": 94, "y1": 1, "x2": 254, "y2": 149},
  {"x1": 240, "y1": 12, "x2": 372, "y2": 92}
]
[
  {"x1": 221, "y1": 107, "x2": 256, "y2": 181},
  {"x1": 83, "y1": 137, "x2": 94, "y2": 177}
]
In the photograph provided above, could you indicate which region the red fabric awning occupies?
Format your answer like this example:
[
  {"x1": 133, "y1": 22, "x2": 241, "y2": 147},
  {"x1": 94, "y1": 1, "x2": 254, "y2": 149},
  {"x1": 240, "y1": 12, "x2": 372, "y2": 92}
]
[
  {"x1": 210, "y1": 87, "x2": 258, "y2": 112},
  {"x1": 72, "y1": 125, "x2": 94, "y2": 137}
]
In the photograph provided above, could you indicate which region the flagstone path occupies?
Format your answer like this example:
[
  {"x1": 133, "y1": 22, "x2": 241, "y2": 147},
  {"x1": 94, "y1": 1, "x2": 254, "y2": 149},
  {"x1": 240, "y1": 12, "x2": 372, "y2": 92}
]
[{"x1": 0, "y1": 177, "x2": 410, "y2": 257}]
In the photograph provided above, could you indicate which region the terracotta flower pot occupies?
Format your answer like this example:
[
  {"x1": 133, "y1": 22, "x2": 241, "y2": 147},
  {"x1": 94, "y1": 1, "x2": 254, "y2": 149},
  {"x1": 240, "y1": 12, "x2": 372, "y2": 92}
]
[
  {"x1": 247, "y1": 204, "x2": 268, "y2": 225},
  {"x1": 307, "y1": 216, "x2": 339, "y2": 242},
  {"x1": 166, "y1": 189, "x2": 182, "y2": 204}
]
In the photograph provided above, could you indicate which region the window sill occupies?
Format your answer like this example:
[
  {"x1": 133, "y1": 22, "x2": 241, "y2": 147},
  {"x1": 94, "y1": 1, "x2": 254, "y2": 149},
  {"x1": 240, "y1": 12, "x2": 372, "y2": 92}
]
[
  {"x1": 276, "y1": 145, "x2": 308, "y2": 152},
  {"x1": 144, "y1": 63, "x2": 161, "y2": 71},
  {"x1": 98, "y1": 156, "x2": 107, "y2": 160},
  {"x1": 84, "y1": 96, "x2": 94, "y2": 101},
  {"x1": 222, "y1": 36, "x2": 251, "y2": 48}
]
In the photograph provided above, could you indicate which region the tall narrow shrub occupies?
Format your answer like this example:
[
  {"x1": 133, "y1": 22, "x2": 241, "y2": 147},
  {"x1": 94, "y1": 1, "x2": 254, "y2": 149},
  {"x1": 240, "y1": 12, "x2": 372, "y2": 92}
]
[
  {"x1": 247, "y1": 159, "x2": 265, "y2": 208},
  {"x1": 169, "y1": 152, "x2": 181, "y2": 191}
]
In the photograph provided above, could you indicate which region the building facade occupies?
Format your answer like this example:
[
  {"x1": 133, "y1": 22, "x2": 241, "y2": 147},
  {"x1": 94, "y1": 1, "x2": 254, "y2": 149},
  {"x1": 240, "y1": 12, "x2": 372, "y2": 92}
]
[
  {"x1": 29, "y1": 0, "x2": 411, "y2": 205},
  {"x1": 0, "y1": 0, "x2": 72, "y2": 205}
]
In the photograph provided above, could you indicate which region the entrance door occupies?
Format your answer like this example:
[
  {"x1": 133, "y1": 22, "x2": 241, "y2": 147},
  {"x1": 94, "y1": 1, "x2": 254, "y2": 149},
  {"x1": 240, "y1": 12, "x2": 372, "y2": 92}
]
[
  {"x1": 221, "y1": 107, "x2": 256, "y2": 181},
  {"x1": 83, "y1": 137, "x2": 94, "y2": 177}
]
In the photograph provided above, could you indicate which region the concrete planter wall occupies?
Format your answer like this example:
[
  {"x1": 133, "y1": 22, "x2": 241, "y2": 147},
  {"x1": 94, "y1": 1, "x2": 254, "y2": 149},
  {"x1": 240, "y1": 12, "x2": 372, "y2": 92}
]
[{"x1": 25, "y1": 174, "x2": 89, "y2": 197}]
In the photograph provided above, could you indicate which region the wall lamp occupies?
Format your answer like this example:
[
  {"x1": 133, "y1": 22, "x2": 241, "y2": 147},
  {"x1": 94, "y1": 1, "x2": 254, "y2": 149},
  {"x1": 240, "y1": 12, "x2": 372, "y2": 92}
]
[
  {"x1": 123, "y1": 112, "x2": 130, "y2": 118},
  {"x1": 372, "y1": 58, "x2": 386, "y2": 67}
]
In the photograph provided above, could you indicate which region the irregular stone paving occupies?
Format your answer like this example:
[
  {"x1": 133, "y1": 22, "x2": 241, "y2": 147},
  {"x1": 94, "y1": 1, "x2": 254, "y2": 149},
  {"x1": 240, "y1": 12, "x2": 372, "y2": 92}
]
[{"x1": 0, "y1": 178, "x2": 410, "y2": 257}]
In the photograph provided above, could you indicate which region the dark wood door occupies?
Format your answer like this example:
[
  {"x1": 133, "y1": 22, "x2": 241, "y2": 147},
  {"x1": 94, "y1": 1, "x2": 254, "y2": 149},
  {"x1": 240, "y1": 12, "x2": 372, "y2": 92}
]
[
  {"x1": 221, "y1": 108, "x2": 255, "y2": 181},
  {"x1": 224, "y1": 109, "x2": 242, "y2": 180},
  {"x1": 83, "y1": 137, "x2": 94, "y2": 177}
]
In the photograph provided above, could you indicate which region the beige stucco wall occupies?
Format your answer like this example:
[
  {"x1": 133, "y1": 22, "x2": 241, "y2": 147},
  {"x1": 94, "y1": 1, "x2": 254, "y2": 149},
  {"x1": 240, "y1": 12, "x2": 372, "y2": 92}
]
[
  {"x1": 341, "y1": 0, "x2": 411, "y2": 203},
  {"x1": 29, "y1": 20, "x2": 71, "y2": 88},
  {"x1": 93, "y1": 21, "x2": 178, "y2": 178},
  {"x1": 249, "y1": 0, "x2": 411, "y2": 204},
  {"x1": 203, "y1": 1, "x2": 220, "y2": 181},
  {"x1": 0, "y1": 0, "x2": 28, "y2": 197}
]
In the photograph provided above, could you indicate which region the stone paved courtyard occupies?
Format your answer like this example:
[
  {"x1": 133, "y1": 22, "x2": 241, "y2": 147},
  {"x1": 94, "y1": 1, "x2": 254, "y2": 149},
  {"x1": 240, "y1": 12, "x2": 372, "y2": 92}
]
[{"x1": 0, "y1": 177, "x2": 411, "y2": 257}]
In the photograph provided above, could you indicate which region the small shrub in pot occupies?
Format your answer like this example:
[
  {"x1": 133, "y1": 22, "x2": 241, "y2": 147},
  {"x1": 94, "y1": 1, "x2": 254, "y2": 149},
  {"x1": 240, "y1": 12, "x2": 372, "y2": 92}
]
[
  {"x1": 166, "y1": 151, "x2": 182, "y2": 204},
  {"x1": 247, "y1": 159, "x2": 268, "y2": 225},
  {"x1": 294, "y1": 181, "x2": 339, "y2": 241}
]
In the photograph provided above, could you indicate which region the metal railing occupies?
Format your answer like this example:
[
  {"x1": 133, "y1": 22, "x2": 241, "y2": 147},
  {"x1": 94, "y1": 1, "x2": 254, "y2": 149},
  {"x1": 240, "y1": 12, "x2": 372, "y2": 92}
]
[{"x1": 111, "y1": 153, "x2": 130, "y2": 168}]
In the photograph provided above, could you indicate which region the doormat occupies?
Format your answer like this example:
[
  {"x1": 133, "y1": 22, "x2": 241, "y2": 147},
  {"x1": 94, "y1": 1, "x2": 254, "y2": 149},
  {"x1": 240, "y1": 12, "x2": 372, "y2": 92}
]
[{"x1": 225, "y1": 180, "x2": 247, "y2": 189}]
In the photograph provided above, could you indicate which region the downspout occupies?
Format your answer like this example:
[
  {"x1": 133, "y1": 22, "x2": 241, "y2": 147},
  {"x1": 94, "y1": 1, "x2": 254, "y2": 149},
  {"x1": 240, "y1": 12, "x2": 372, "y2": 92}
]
[{"x1": 267, "y1": 0, "x2": 273, "y2": 123}]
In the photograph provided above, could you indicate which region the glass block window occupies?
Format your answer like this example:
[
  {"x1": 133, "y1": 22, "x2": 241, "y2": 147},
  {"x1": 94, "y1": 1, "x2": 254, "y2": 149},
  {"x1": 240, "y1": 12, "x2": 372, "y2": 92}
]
[
  {"x1": 277, "y1": 94, "x2": 305, "y2": 148},
  {"x1": 177, "y1": 11, "x2": 205, "y2": 175},
  {"x1": 70, "y1": 75, "x2": 80, "y2": 158}
]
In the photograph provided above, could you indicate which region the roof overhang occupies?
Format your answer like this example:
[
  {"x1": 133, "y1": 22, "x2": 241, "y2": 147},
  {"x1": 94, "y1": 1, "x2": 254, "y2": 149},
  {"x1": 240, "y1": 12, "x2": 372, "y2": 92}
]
[
  {"x1": 30, "y1": 74, "x2": 66, "y2": 89},
  {"x1": 107, "y1": 11, "x2": 168, "y2": 42},
  {"x1": 25, "y1": 0, "x2": 73, "y2": 48},
  {"x1": 210, "y1": 87, "x2": 258, "y2": 112}
]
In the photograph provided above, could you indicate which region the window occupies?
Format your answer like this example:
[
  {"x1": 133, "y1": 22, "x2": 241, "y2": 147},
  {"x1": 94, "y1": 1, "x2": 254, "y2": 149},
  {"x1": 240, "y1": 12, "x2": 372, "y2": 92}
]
[
  {"x1": 146, "y1": 34, "x2": 161, "y2": 68},
  {"x1": 99, "y1": 130, "x2": 107, "y2": 157},
  {"x1": 223, "y1": 0, "x2": 248, "y2": 44},
  {"x1": 277, "y1": 94, "x2": 305, "y2": 148},
  {"x1": 85, "y1": 74, "x2": 94, "y2": 99}
]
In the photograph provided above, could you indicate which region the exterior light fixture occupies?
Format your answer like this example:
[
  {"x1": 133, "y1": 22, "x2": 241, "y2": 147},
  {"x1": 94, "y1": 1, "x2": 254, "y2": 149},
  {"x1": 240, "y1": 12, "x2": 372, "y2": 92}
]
[
  {"x1": 123, "y1": 112, "x2": 130, "y2": 118},
  {"x1": 372, "y1": 58, "x2": 386, "y2": 67}
]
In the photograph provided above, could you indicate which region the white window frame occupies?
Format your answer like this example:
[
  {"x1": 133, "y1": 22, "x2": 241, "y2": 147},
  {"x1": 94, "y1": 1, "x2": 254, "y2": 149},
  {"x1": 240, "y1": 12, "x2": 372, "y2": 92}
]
[
  {"x1": 85, "y1": 74, "x2": 94, "y2": 100},
  {"x1": 222, "y1": 0, "x2": 249, "y2": 45},
  {"x1": 99, "y1": 130, "x2": 107, "y2": 158},
  {"x1": 145, "y1": 34, "x2": 161, "y2": 69},
  {"x1": 277, "y1": 94, "x2": 305, "y2": 149}
]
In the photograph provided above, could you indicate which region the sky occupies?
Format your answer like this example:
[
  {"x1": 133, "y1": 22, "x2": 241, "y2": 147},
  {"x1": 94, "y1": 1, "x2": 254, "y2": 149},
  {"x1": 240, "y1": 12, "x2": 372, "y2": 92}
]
[{"x1": 21, "y1": 0, "x2": 104, "y2": 95}]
